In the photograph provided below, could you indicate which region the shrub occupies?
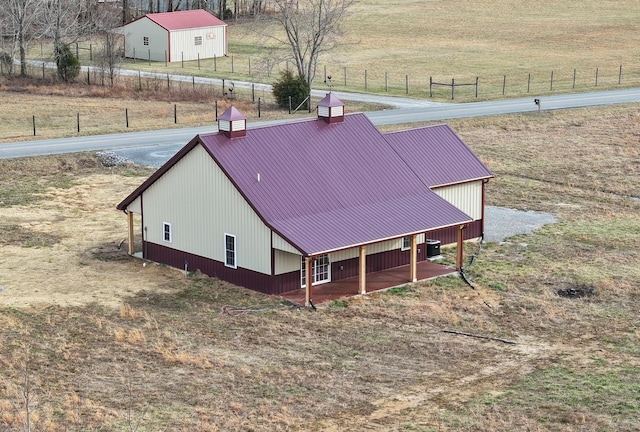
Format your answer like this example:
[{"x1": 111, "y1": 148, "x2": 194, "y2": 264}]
[
  {"x1": 55, "y1": 44, "x2": 81, "y2": 83},
  {"x1": 272, "y1": 70, "x2": 310, "y2": 110}
]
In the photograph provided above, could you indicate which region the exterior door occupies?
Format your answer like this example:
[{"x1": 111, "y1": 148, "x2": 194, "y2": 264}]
[{"x1": 301, "y1": 254, "x2": 331, "y2": 287}]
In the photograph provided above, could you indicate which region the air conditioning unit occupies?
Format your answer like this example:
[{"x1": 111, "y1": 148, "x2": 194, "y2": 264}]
[{"x1": 426, "y1": 239, "x2": 441, "y2": 258}]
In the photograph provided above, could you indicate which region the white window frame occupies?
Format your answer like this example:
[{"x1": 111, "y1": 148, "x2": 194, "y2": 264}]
[
  {"x1": 301, "y1": 254, "x2": 331, "y2": 287},
  {"x1": 401, "y1": 236, "x2": 411, "y2": 251},
  {"x1": 225, "y1": 234, "x2": 237, "y2": 268},
  {"x1": 163, "y1": 222, "x2": 172, "y2": 243},
  {"x1": 194, "y1": 36, "x2": 203, "y2": 46}
]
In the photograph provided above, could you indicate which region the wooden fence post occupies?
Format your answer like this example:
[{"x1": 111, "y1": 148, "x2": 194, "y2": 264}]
[
  {"x1": 405, "y1": 75, "x2": 408, "y2": 94},
  {"x1": 595, "y1": 67, "x2": 599, "y2": 86},
  {"x1": 619, "y1": 64, "x2": 622, "y2": 84},
  {"x1": 502, "y1": 75, "x2": 506, "y2": 95},
  {"x1": 451, "y1": 78, "x2": 454, "y2": 100},
  {"x1": 527, "y1": 72, "x2": 531, "y2": 93},
  {"x1": 550, "y1": 71, "x2": 554, "y2": 91},
  {"x1": 573, "y1": 69, "x2": 576, "y2": 88}
]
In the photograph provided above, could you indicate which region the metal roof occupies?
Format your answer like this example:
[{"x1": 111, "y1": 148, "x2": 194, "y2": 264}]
[
  {"x1": 144, "y1": 9, "x2": 226, "y2": 31},
  {"x1": 118, "y1": 107, "x2": 491, "y2": 256},
  {"x1": 383, "y1": 124, "x2": 493, "y2": 188}
]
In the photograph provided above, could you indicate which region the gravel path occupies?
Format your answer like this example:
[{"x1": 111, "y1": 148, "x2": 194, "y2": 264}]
[{"x1": 484, "y1": 206, "x2": 557, "y2": 242}]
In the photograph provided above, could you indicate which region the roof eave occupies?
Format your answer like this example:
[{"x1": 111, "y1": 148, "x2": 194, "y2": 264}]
[{"x1": 304, "y1": 219, "x2": 473, "y2": 257}]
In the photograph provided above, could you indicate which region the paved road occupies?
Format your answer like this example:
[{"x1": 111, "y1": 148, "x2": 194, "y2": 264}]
[{"x1": 2, "y1": 68, "x2": 640, "y2": 166}]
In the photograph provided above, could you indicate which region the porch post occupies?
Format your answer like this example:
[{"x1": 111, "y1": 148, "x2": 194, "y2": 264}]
[
  {"x1": 410, "y1": 234, "x2": 418, "y2": 282},
  {"x1": 456, "y1": 225, "x2": 466, "y2": 271},
  {"x1": 127, "y1": 211, "x2": 135, "y2": 255},
  {"x1": 359, "y1": 245, "x2": 366, "y2": 295},
  {"x1": 305, "y1": 256, "x2": 313, "y2": 307}
]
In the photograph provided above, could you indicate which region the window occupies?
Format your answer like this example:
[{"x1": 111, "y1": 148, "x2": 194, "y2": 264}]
[
  {"x1": 163, "y1": 222, "x2": 172, "y2": 243},
  {"x1": 194, "y1": 36, "x2": 203, "y2": 46},
  {"x1": 143, "y1": 36, "x2": 149, "y2": 46},
  {"x1": 401, "y1": 236, "x2": 411, "y2": 251},
  {"x1": 225, "y1": 234, "x2": 236, "y2": 268},
  {"x1": 301, "y1": 254, "x2": 330, "y2": 287}
]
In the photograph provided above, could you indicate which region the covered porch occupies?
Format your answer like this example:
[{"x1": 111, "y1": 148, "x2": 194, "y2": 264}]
[{"x1": 280, "y1": 259, "x2": 458, "y2": 306}]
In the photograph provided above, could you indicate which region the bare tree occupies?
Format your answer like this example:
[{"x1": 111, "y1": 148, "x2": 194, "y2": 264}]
[
  {"x1": 271, "y1": 0, "x2": 353, "y2": 86},
  {"x1": 2, "y1": 0, "x2": 44, "y2": 76}
]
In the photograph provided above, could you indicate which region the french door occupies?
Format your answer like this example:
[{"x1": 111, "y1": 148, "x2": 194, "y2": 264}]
[{"x1": 301, "y1": 254, "x2": 330, "y2": 287}]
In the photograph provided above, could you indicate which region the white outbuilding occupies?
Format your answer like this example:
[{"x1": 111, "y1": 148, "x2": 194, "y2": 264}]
[{"x1": 115, "y1": 9, "x2": 227, "y2": 63}]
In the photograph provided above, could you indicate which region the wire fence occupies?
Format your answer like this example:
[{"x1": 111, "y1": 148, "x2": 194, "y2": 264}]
[{"x1": 9, "y1": 40, "x2": 640, "y2": 102}]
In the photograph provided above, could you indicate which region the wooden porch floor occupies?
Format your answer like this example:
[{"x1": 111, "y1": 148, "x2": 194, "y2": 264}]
[{"x1": 279, "y1": 260, "x2": 458, "y2": 305}]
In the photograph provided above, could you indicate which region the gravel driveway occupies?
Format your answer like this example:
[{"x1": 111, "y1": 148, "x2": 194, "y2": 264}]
[{"x1": 483, "y1": 206, "x2": 557, "y2": 242}]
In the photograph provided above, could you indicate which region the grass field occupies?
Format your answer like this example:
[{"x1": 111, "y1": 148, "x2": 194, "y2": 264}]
[
  {"x1": 1, "y1": 1, "x2": 639, "y2": 430},
  {"x1": 0, "y1": 103, "x2": 638, "y2": 431}
]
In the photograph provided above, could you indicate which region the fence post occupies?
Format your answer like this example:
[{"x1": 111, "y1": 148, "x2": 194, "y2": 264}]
[
  {"x1": 138, "y1": 71, "x2": 142, "y2": 90},
  {"x1": 126, "y1": 108, "x2": 129, "y2": 128},
  {"x1": 405, "y1": 75, "x2": 408, "y2": 94},
  {"x1": 198, "y1": 53, "x2": 201, "y2": 69},
  {"x1": 364, "y1": 69, "x2": 367, "y2": 90},
  {"x1": 33, "y1": 115, "x2": 36, "y2": 136},
  {"x1": 385, "y1": 72, "x2": 388, "y2": 92},
  {"x1": 192, "y1": 75, "x2": 195, "y2": 89},
  {"x1": 77, "y1": 113, "x2": 80, "y2": 133},
  {"x1": 215, "y1": 100, "x2": 218, "y2": 120},
  {"x1": 252, "y1": 83, "x2": 255, "y2": 102},
  {"x1": 573, "y1": 69, "x2": 576, "y2": 88},
  {"x1": 527, "y1": 73, "x2": 530, "y2": 93},
  {"x1": 258, "y1": 97, "x2": 261, "y2": 118},
  {"x1": 429, "y1": 76, "x2": 432, "y2": 97},
  {"x1": 167, "y1": 74, "x2": 170, "y2": 89},
  {"x1": 344, "y1": 67, "x2": 347, "y2": 86},
  {"x1": 76, "y1": 42, "x2": 79, "y2": 58},
  {"x1": 502, "y1": 75, "x2": 506, "y2": 95},
  {"x1": 181, "y1": 52, "x2": 184, "y2": 68},
  {"x1": 174, "y1": 104, "x2": 177, "y2": 123},
  {"x1": 475, "y1": 77, "x2": 479, "y2": 98},
  {"x1": 231, "y1": 55, "x2": 234, "y2": 73},
  {"x1": 87, "y1": 69, "x2": 90, "y2": 85},
  {"x1": 550, "y1": 71, "x2": 554, "y2": 91},
  {"x1": 248, "y1": 57, "x2": 250, "y2": 76},
  {"x1": 214, "y1": 54, "x2": 217, "y2": 71},
  {"x1": 148, "y1": 49, "x2": 151, "y2": 66},
  {"x1": 324, "y1": 65, "x2": 327, "y2": 83},
  {"x1": 451, "y1": 78, "x2": 455, "y2": 100},
  {"x1": 89, "y1": 44, "x2": 92, "y2": 61},
  {"x1": 619, "y1": 64, "x2": 622, "y2": 84},
  {"x1": 595, "y1": 67, "x2": 599, "y2": 86},
  {"x1": 42, "y1": 62, "x2": 45, "y2": 79}
]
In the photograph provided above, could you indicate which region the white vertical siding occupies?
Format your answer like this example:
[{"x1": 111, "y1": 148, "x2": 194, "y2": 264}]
[
  {"x1": 274, "y1": 250, "x2": 301, "y2": 275},
  {"x1": 169, "y1": 26, "x2": 227, "y2": 62},
  {"x1": 118, "y1": 17, "x2": 169, "y2": 61},
  {"x1": 141, "y1": 145, "x2": 271, "y2": 274},
  {"x1": 272, "y1": 233, "x2": 301, "y2": 254},
  {"x1": 433, "y1": 181, "x2": 482, "y2": 220},
  {"x1": 330, "y1": 234, "x2": 425, "y2": 262}
]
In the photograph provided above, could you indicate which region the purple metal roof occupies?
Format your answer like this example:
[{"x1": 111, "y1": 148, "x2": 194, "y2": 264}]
[
  {"x1": 317, "y1": 93, "x2": 344, "y2": 108},
  {"x1": 218, "y1": 106, "x2": 246, "y2": 121},
  {"x1": 118, "y1": 109, "x2": 491, "y2": 256},
  {"x1": 383, "y1": 124, "x2": 493, "y2": 188},
  {"x1": 145, "y1": 9, "x2": 226, "y2": 31},
  {"x1": 197, "y1": 113, "x2": 473, "y2": 255}
]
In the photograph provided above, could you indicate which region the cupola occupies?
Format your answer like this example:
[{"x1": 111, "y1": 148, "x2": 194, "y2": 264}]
[
  {"x1": 218, "y1": 106, "x2": 247, "y2": 138},
  {"x1": 317, "y1": 93, "x2": 344, "y2": 124}
]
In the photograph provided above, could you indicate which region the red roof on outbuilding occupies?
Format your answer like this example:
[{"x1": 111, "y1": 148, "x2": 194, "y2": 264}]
[{"x1": 144, "y1": 9, "x2": 226, "y2": 31}]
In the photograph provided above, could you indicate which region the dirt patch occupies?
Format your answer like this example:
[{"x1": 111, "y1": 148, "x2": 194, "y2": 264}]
[{"x1": 557, "y1": 285, "x2": 597, "y2": 298}]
